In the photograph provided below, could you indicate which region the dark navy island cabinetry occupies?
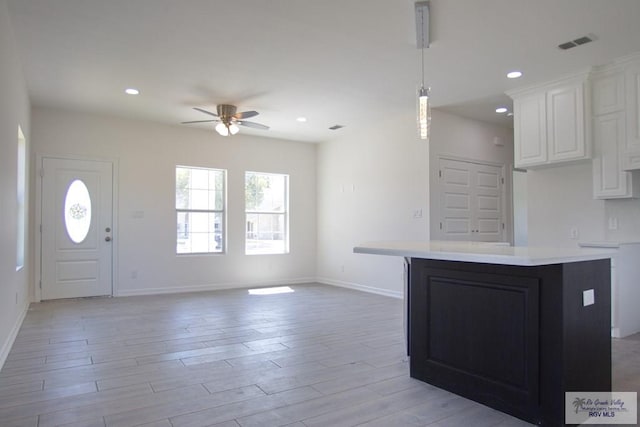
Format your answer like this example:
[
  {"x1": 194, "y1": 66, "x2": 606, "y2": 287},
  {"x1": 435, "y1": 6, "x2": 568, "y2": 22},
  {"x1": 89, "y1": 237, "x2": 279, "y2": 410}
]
[{"x1": 354, "y1": 241, "x2": 613, "y2": 427}]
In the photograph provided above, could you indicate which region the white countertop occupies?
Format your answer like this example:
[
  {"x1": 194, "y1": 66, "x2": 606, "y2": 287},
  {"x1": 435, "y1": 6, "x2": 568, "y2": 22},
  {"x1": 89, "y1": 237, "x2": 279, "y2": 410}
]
[
  {"x1": 353, "y1": 240, "x2": 614, "y2": 266},
  {"x1": 579, "y1": 241, "x2": 640, "y2": 248}
]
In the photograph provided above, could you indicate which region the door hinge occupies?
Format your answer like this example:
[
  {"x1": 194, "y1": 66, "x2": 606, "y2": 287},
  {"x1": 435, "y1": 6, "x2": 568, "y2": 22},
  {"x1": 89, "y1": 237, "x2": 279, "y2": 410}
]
[
  {"x1": 39, "y1": 280, "x2": 42, "y2": 289},
  {"x1": 39, "y1": 224, "x2": 42, "y2": 233},
  {"x1": 502, "y1": 223, "x2": 505, "y2": 230},
  {"x1": 439, "y1": 170, "x2": 442, "y2": 178},
  {"x1": 501, "y1": 177, "x2": 504, "y2": 184},
  {"x1": 39, "y1": 168, "x2": 44, "y2": 178},
  {"x1": 439, "y1": 222, "x2": 443, "y2": 230}
]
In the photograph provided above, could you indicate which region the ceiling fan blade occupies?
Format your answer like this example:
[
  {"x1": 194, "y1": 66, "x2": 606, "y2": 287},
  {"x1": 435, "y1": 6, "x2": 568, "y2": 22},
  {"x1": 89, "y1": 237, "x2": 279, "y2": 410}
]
[
  {"x1": 181, "y1": 119, "x2": 218, "y2": 124},
  {"x1": 234, "y1": 110, "x2": 259, "y2": 120},
  {"x1": 193, "y1": 107, "x2": 218, "y2": 117},
  {"x1": 238, "y1": 121, "x2": 269, "y2": 130}
]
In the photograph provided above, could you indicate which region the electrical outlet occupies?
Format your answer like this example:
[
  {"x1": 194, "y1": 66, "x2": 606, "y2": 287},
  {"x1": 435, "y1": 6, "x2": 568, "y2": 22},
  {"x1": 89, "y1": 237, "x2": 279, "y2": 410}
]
[
  {"x1": 413, "y1": 209, "x2": 423, "y2": 218},
  {"x1": 583, "y1": 289, "x2": 595, "y2": 306},
  {"x1": 608, "y1": 217, "x2": 618, "y2": 230},
  {"x1": 570, "y1": 228, "x2": 579, "y2": 239}
]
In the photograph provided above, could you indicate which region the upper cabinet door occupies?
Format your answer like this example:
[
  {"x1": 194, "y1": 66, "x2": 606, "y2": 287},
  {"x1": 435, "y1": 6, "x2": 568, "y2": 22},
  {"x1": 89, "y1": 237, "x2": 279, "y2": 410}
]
[
  {"x1": 514, "y1": 93, "x2": 547, "y2": 168},
  {"x1": 592, "y1": 71, "x2": 625, "y2": 115},
  {"x1": 624, "y1": 61, "x2": 640, "y2": 170},
  {"x1": 592, "y1": 112, "x2": 635, "y2": 199},
  {"x1": 509, "y1": 72, "x2": 590, "y2": 169},
  {"x1": 547, "y1": 82, "x2": 586, "y2": 162}
]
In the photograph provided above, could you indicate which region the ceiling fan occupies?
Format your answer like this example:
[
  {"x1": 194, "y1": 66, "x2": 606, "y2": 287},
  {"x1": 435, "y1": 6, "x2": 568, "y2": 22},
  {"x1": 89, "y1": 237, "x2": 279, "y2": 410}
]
[{"x1": 181, "y1": 105, "x2": 270, "y2": 136}]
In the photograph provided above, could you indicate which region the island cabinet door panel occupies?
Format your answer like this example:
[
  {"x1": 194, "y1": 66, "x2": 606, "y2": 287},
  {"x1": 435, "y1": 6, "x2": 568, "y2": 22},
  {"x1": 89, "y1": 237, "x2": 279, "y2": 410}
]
[
  {"x1": 409, "y1": 258, "x2": 611, "y2": 427},
  {"x1": 409, "y1": 262, "x2": 540, "y2": 422}
]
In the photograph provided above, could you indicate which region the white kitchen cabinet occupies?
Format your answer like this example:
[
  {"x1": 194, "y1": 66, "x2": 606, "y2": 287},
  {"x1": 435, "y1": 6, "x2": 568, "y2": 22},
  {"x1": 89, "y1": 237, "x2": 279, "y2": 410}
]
[
  {"x1": 591, "y1": 61, "x2": 639, "y2": 199},
  {"x1": 508, "y1": 73, "x2": 590, "y2": 169},
  {"x1": 580, "y1": 241, "x2": 640, "y2": 338},
  {"x1": 592, "y1": 69, "x2": 626, "y2": 115},
  {"x1": 623, "y1": 58, "x2": 640, "y2": 170},
  {"x1": 513, "y1": 93, "x2": 546, "y2": 167},
  {"x1": 592, "y1": 112, "x2": 637, "y2": 198}
]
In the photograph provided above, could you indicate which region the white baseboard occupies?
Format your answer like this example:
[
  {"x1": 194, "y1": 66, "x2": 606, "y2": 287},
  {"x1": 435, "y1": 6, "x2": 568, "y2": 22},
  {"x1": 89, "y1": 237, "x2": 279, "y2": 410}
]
[
  {"x1": 116, "y1": 277, "x2": 318, "y2": 297},
  {"x1": 0, "y1": 303, "x2": 29, "y2": 371},
  {"x1": 316, "y1": 277, "x2": 403, "y2": 299}
]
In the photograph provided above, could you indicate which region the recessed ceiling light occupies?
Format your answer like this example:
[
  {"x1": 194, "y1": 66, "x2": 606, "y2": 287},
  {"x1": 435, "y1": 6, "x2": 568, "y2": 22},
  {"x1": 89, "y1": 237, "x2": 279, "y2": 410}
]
[
  {"x1": 495, "y1": 107, "x2": 508, "y2": 114},
  {"x1": 296, "y1": 117, "x2": 307, "y2": 122},
  {"x1": 507, "y1": 71, "x2": 522, "y2": 79},
  {"x1": 125, "y1": 88, "x2": 140, "y2": 95}
]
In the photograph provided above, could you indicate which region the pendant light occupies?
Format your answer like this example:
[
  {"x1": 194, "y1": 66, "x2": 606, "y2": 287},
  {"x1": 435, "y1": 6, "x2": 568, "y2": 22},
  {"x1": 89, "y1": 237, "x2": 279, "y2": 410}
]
[{"x1": 416, "y1": 1, "x2": 431, "y2": 141}]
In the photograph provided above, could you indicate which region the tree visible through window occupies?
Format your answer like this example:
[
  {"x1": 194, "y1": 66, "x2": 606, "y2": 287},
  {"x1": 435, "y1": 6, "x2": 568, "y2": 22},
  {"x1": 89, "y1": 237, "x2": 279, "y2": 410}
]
[
  {"x1": 176, "y1": 166, "x2": 225, "y2": 254},
  {"x1": 245, "y1": 171, "x2": 289, "y2": 254}
]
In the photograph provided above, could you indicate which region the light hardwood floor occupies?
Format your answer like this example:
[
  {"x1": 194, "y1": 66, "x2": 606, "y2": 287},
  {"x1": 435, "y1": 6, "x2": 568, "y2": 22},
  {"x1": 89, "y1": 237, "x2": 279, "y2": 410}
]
[{"x1": 0, "y1": 283, "x2": 637, "y2": 427}]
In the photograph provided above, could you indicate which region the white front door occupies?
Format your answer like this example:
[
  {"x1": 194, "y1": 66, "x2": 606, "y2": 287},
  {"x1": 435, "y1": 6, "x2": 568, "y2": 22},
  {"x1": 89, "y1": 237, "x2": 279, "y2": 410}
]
[
  {"x1": 438, "y1": 158, "x2": 504, "y2": 242},
  {"x1": 41, "y1": 157, "x2": 113, "y2": 300}
]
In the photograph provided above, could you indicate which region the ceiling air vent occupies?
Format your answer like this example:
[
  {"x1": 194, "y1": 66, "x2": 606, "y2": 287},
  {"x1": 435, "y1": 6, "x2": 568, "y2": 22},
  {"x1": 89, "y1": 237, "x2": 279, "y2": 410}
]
[
  {"x1": 329, "y1": 124, "x2": 345, "y2": 130},
  {"x1": 558, "y1": 35, "x2": 595, "y2": 50}
]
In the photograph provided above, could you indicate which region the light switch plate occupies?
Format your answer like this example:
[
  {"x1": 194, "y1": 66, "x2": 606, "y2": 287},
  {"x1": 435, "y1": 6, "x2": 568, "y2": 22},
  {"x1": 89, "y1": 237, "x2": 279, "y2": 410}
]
[{"x1": 583, "y1": 289, "x2": 595, "y2": 306}]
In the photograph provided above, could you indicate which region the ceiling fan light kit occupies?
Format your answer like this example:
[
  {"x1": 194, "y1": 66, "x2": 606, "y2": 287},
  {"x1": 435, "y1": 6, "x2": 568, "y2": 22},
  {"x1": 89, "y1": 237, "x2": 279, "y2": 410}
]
[
  {"x1": 181, "y1": 104, "x2": 269, "y2": 137},
  {"x1": 415, "y1": 1, "x2": 431, "y2": 142},
  {"x1": 215, "y1": 122, "x2": 240, "y2": 136}
]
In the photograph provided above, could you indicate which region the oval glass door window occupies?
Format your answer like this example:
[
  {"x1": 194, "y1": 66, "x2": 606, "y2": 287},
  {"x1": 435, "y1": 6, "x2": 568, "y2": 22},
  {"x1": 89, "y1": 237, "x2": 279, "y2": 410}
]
[{"x1": 64, "y1": 179, "x2": 92, "y2": 243}]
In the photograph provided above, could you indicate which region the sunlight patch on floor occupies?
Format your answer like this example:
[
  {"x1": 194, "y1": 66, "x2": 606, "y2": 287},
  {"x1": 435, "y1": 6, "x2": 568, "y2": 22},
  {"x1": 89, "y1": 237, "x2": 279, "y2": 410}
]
[{"x1": 248, "y1": 286, "x2": 294, "y2": 295}]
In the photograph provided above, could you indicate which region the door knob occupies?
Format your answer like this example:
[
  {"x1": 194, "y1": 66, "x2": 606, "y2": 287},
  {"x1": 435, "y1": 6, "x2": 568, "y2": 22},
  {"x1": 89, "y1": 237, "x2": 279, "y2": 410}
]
[{"x1": 105, "y1": 236, "x2": 112, "y2": 242}]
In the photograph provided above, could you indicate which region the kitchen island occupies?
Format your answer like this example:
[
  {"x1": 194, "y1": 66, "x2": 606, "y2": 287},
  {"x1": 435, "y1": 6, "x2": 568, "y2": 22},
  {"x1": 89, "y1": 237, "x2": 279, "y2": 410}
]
[{"x1": 354, "y1": 241, "x2": 614, "y2": 426}]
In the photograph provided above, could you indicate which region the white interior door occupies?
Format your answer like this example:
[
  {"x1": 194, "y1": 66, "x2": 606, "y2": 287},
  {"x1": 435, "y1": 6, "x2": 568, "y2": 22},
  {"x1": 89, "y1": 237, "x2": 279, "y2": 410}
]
[
  {"x1": 473, "y1": 162, "x2": 503, "y2": 241},
  {"x1": 41, "y1": 158, "x2": 113, "y2": 299},
  {"x1": 439, "y1": 159, "x2": 473, "y2": 240},
  {"x1": 438, "y1": 158, "x2": 504, "y2": 242}
]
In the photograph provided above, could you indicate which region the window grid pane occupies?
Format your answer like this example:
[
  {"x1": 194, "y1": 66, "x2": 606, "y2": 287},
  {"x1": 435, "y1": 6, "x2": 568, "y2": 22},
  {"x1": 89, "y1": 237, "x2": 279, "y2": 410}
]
[
  {"x1": 245, "y1": 172, "x2": 289, "y2": 255},
  {"x1": 176, "y1": 166, "x2": 225, "y2": 254}
]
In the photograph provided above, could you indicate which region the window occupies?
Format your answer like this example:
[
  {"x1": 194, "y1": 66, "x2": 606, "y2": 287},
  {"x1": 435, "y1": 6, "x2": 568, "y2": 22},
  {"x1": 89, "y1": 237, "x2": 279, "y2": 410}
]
[
  {"x1": 176, "y1": 166, "x2": 226, "y2": 254},
  {"x1": 245, "y1": 171, "x2": 289, "y2": 255},
  {"x1": 16, "y1": 126, "x2": 26, "y2": 270},
  {"x1": 64, "y1": 179, "x2": 92, "y2": 244}
]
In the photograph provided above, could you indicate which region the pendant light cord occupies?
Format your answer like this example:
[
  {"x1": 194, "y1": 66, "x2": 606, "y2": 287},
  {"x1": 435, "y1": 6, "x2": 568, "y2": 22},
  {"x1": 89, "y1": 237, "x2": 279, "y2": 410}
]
[{"x1": 421, "y1": 7, "x2": 425, "y2": 88}]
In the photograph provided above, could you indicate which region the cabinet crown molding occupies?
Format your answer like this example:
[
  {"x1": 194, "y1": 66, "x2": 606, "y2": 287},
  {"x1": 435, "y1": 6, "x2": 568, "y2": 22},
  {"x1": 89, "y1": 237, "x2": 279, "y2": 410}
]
[
  {"x1": 506, "y1": 69, "x2": 591, "y2": 99},
  {"x1": 611, "y1": 51, "x2": 640, "y2": 67}
]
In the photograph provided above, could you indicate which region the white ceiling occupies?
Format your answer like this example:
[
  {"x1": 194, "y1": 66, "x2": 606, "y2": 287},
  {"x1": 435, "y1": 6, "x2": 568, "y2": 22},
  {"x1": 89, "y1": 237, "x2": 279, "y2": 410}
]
[{"x1": 7, "y1": 0, "x2": 640, "y2": 143}]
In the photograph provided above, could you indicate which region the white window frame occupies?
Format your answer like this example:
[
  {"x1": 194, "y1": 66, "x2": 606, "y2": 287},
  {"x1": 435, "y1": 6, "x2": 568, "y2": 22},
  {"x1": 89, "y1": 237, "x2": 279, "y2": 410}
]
[
  {"x1": 176, "y1": 166, "x2": 226, "y2": 255},
  {"x1": 245, "y1": 171, "x2": 289, "y2": 255},
  {"x1": 16, "y1": 126, "x2": 26, "y2": 271}
]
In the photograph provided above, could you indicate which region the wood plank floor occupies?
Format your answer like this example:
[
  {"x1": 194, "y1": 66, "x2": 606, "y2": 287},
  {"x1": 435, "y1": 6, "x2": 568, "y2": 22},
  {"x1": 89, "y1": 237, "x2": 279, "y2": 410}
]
[{"x1": 0, "y1": 283, "x2": 637, "y2": 427}]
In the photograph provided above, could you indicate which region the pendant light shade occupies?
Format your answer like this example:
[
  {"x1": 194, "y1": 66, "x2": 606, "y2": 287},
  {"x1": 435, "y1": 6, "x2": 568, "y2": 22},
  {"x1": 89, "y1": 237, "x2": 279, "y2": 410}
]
[{"x1": 418, "y1": 86, "x2": 430, "y2": 140}]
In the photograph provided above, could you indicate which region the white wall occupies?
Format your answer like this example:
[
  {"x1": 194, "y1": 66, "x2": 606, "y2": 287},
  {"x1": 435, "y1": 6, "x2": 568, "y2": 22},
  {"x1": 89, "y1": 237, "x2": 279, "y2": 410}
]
[
  {"x1": 428, "y1": 110, "x2": 514, "y2": 242},
  {"x1": 0, "y1": 0, "x2": 31, "y2": 368},
  {"x1": 316, "y1": 110, "x2": 429, "y2": 298},
  {"x1": 31, "y1": 107, "x2": 317, "y2": 297},
  {"x1": 527, "y1": 162, "x2": 606, "y2": 247},
  {"x1": 605, "y1": 197, "x2": 640, "y2": 242},
  {"x1": 316, "y1": 109, "x2": 515, "y2": 297}
]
